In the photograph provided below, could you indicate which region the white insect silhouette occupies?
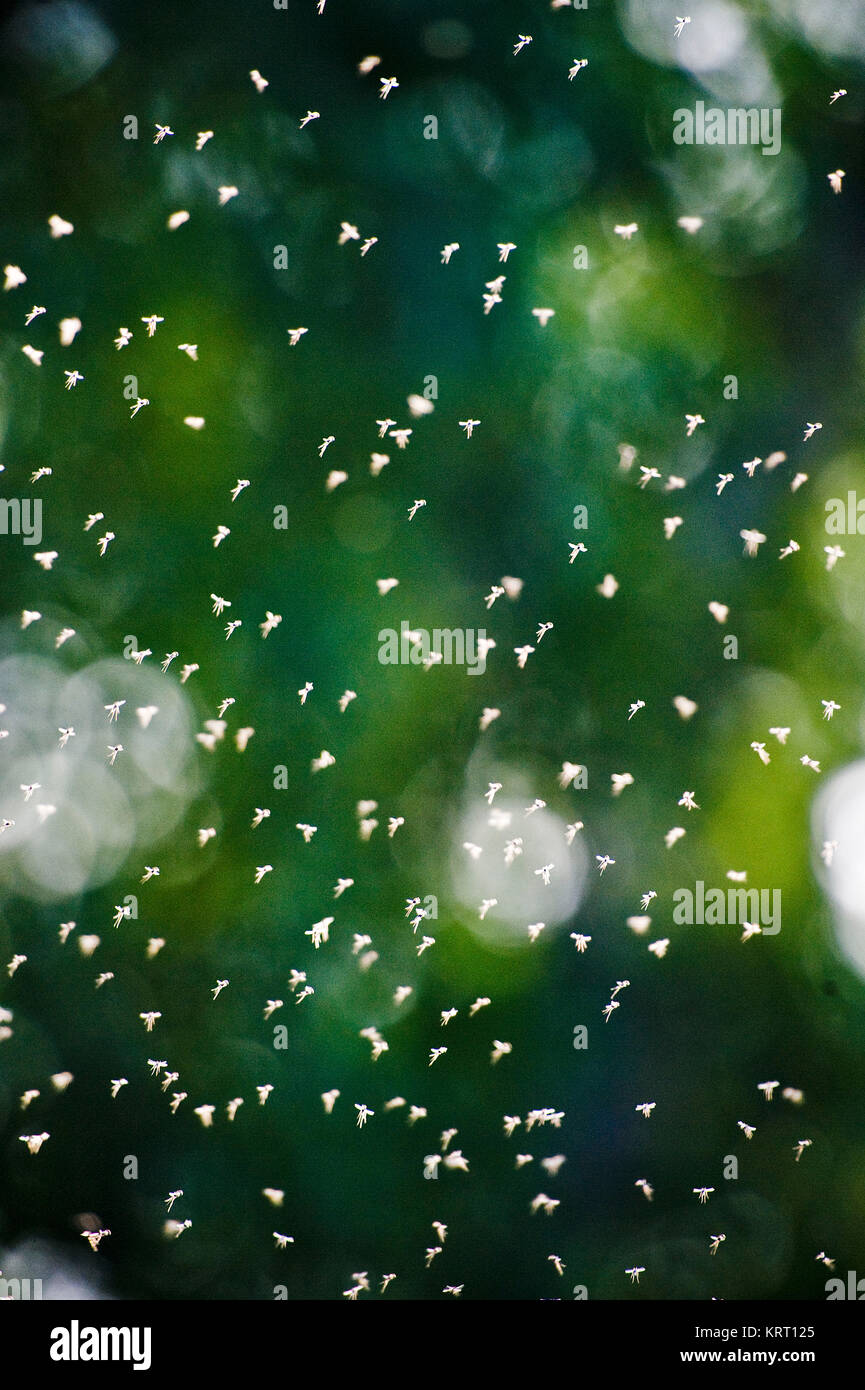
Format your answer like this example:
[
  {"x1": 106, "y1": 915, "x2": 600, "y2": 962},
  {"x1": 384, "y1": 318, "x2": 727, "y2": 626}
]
[{"x1": 740, "y1": 529, "x2": 767, "y2": 557}]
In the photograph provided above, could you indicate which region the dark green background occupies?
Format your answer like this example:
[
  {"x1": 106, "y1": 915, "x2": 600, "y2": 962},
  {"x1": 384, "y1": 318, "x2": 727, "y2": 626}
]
[{"x1": 0, "y1": 0, "x2": 863, "y2": 1299}]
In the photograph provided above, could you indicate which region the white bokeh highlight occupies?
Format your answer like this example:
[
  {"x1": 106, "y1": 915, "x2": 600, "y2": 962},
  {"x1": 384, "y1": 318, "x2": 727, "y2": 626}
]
[
  {"x1": 811, "y1": 759, "x2": 865, "y2": 980},
  {"x1": 0, "y1": 655, "x2": 200, "y2": 900},
  {"x1": 451, "y1": 776, "x2": 589, "y2": 948}
]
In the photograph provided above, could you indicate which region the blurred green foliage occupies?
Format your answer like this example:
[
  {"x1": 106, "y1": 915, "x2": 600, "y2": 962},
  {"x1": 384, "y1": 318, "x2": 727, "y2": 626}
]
[{"x1": 0, "y1": 0, "x2": 864, "y2": 1300}]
